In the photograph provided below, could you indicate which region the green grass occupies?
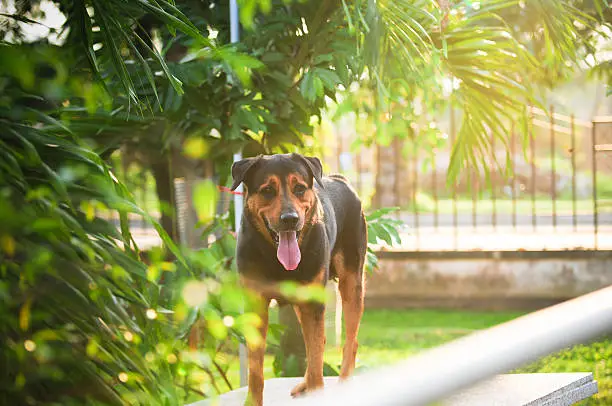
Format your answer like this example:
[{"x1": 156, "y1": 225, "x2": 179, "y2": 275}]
[
  {"x1": 325, "y1": 309, "x2": 524, "y2": 369},
  {"x1": 221, "y1": 309, "x2": 610, "y2": 405},
  {"x1": 515, "y1": 340, "x2": 612, "y2": 406}
]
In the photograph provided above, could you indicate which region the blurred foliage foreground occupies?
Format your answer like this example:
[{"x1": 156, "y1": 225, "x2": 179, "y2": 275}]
[
  {"x1": 0, "y1": 50, "x2": 258, "y2": 404},
  {"x1": 0, "y1": 46, "x2": 402, "y2": 405}
]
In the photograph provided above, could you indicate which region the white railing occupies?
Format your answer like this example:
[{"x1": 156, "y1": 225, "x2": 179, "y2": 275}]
[{"x1": 292, "y1": 285, "x2": 612, "y2": 406}]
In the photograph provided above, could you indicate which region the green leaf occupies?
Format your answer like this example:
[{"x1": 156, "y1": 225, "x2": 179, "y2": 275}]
[
  {"x1": 299, "y1": 70, "x2": 317, "y2": 103},
  {"x1": 193, "y1": 180, "x2": 219, "y2": 225},
  {"x1": 366, "y1": 207, "x2": 399, "y2": 221},
  {"x1": 313, "y1": 68, "x2": 342, "y2": 90},
  {"x1": 134, "y1": 0, "x2": 209, "y2": 44},
  {"x1": 207, "y1": 319, "x2": 228, "y2": 340}
]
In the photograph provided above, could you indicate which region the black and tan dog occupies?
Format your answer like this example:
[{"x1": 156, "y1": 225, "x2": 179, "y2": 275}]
[{"x1": 230, "y1": 153, "x2": 367, "y2": 405}]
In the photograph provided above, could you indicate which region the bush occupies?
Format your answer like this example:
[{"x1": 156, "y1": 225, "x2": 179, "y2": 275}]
[{"x1": 0, "y1": 46, "x2": 262, "y2": 405}]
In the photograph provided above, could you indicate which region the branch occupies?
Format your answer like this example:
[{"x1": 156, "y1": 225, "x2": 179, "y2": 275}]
[{"x1": 214, "y1": 360, "x2": 234, "y2": 391}]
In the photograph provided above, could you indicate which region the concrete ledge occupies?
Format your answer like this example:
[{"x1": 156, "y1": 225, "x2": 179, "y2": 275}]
[
  {"x1": 364, "y1": 295, "x2": 573, "y2": 311},
  {"x1": 443, "y1": 373, "x2": 597, "y2": 406},
  {"x1": 366, "y1": 250, "x2": 612, "y2": 310},
  {"x1": 187, "y1": 373, "x2": 597, "y2": 406}
]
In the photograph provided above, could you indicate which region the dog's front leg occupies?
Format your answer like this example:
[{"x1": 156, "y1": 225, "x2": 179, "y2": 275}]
[
  {"x1": 245, "y1": 297, "x2": 270, "y2": 406},
  {"x1": 290, "y1": 302, "x2": 325, "y2": 397}
]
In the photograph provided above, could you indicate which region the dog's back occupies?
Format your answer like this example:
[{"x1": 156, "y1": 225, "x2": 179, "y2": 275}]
[{"x1": 317, "y1": 174, "x2": 367, "y2": 279}]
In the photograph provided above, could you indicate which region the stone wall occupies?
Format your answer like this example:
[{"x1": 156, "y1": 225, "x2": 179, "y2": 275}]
[{"x1": 365, "y1": 251, "x2": 612, "y2": 310}]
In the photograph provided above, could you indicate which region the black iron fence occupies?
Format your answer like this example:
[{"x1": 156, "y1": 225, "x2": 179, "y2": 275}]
[
  {"x1": 324, "y1": 107, "x2": 612, "y2": 252},
  {"x1": 104, "y1": 107, "x2": 611, "y2": 253}
]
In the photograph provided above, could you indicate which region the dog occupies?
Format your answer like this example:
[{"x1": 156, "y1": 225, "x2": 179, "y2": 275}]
[{"x1": 230, "y1": 153, "x2": 367, "y2": 405}]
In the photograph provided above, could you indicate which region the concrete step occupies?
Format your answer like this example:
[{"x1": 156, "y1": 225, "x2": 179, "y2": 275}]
[
  {"x1": 444, "y1": 373, "x2": 597, "y2": 406},
  {"x1": 188, "y1": 373, "x2": 597, "y2": 406}
]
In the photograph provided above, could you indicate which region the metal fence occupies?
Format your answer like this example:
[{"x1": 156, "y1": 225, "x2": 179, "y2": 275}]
[
  {"x1": 106, "y1": 108, "x2": 612, "y2": 253},
  {"x1": 324, "y1": 107, "x2": 612, "y2": 252}
]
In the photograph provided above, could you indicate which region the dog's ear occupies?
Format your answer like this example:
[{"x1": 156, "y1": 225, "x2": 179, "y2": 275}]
[
  {"x1": 230, "y1": 156, "x2": 261, "y2": 191},
  {"x1": 292, "y1": 154, "x2": 324, "y2": 189}
]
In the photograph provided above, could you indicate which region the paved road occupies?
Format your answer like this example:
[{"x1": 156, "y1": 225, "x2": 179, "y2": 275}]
[
  {"x1": 388, "y1": 228, "x2": 611, "y2": 251},
  {"x1": 398, "y1": 213, "x2": 612, "y2": 228},
  {"x1": 107, "y1": 212, "x2": 612, "y2": 230},
  {"x1": 128, "y1": 225, "x2": 611, "y2": 252},
  {"x1": 108, "y1": 212, "x2": 612, "y2": 252}
]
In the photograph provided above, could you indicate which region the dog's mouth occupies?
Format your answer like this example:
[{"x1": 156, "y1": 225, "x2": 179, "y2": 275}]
[
  {"x1": 266, "y1": 221, "x2": 280, "y2": 245},
  {"x1": 263, "y1": 217, "x2": 302, "y2": 271},
  {"x1": 263, "y1": 218, "x2": 301, "y2": 246}
]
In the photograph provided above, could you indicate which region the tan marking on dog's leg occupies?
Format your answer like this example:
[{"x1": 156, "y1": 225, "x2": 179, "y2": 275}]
[
  {"x1": 290, "y1": 303, "x2": 325, "y2": 397},
  {"x1": 335, "y1": 253, "x2": 365, "y2": 380},
  {"x1": 245, "y1": 297, "x2": 270, "y2": 406}
]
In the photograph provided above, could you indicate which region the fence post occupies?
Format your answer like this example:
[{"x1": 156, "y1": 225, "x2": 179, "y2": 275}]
[
  {"x1": 450, "y1": 107, "x2": 458, "y2": 249},
  {"x1": 591, "y1": 120, "x2": 598, "y2": 250},
  {"x1": 550, "y1": 105, "x2": 557, "y2": 229},
  {"x1": 471, "y1": 169, "x2": 477, "y2": 231},
  {"x1": 432, "y1": 146, "x2": 439, "y2": 230},
  {"x1": 530, "y1": 107, "x2": 537, "y2": 231},
  {"x1": 356, "y1": 150, "x2": 363, "y2": 198},
  {"x1": 337, "y1": 129, "x2": 343, "y2": 174},
  {"x1": 374, "y1": 144, "x2": 381, "y2": 208},
  {"x1": 394, "y1": 136, "x2": 402, "y2": 219},
  {"x1": 511, "y1": 122, "x2": 517, "y2": 230},
  {"x1": 571, "y1": 114, "x2": 577, "y2": 232},
  {"x1": 491, "y1": 131, "x2": 497, "y2": 230},
  {"x1": 411, "y1": 145, "x2": 420, "y2": 251}
]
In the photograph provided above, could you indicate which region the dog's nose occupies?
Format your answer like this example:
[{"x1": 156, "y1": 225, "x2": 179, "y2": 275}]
[{"x1": 280, "y1": 212, "x2": 299, "y2": 229}]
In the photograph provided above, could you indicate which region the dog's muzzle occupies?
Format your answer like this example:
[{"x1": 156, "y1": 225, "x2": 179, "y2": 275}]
[
  {"x1": 264, "y1": 217, "x2": 301, "y2": 245},
  {"x1": 263, "y1": 217, "x2": 302, "y2": 271}
]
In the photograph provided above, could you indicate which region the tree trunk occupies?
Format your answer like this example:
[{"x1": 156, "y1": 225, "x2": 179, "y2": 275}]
[
  {"x1": 151, "y1": 157, "x2": 178, "y2": 243},
  {"x1": 275, "y1": 305, "x2": 307, "y2": 377},
  {"x1": 373, "y1": 138, "x2": 411, "y2": 209}
]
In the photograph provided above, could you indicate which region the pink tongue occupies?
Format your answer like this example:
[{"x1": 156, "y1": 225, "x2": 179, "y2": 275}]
[{"x1": 277, "y1": 231, "x2": 301, "y2": 271}]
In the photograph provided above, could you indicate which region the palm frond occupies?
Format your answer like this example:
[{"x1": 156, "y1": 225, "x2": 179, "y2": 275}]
[
  {"x1": 361, "y1": 0, "x2": 608, "y2": 180},
  {"x1": 63, "y1": 0, "x2": 211, "y2": 109}
]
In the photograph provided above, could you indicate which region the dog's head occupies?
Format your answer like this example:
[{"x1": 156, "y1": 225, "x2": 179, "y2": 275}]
[{"x1": 230, "y1": 153, "x2": 324, "y2": 271}]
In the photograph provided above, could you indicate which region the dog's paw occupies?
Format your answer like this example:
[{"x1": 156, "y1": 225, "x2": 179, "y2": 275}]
[
  {"x1": 290, "y1": 380, "x2": 323, "y2": 398},
  {"x1": 290, "y1": 381, "x2": 307, "y2": 397},
  {"x1": 338, "y1": 375, "x2": 350, "y2": 382}
]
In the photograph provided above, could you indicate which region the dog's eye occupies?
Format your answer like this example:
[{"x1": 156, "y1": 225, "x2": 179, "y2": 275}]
[
  {"x1": 260, "y1": 186, "x2": 276, "y2": 199},
  {"x1": 293, "y1": 184, "x2": 307, "y2": 197}
]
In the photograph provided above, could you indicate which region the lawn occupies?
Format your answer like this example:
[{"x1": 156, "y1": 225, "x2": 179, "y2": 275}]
[{"x1": 221, "y1": 309, "x2": 611, "y2": 405}]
